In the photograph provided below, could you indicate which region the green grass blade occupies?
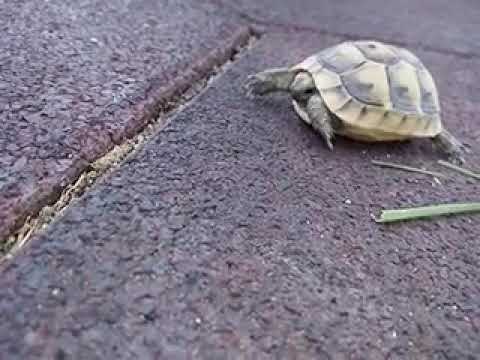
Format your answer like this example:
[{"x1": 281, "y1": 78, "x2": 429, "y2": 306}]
[{"x1": 376, "y1": 202, "x2": 480, "y2": 223}]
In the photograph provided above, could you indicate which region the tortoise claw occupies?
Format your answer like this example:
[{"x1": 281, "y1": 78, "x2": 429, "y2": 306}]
[
  {"x1": 445, "y1": 149, "x2": 466, "y2": 165},
  {"x1": 447, "y1": 155, "x2": 465, "y2": 165},
  {"x1": 244, "y1": 74, "x2": 269, "y2": 98},
  {"x1": 451, "y1": 142, "x2": 471, "y2": 165}
]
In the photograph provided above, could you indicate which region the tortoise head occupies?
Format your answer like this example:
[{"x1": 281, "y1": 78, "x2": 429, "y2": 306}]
[
  {"x1": 245, "y1": 68, "x2": 302, "y2": 96},
  {"x1": 289, "y1": 71, "x2": 316, "y2": 102},
  {"x1": 289, "y1": 71, "x2": 315, "y2": 93}
]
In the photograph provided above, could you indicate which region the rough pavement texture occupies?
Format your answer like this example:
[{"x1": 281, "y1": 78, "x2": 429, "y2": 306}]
[
  {"x1": 215, "y1": 0, "x2": 480, "y2": 57},
  {"x1": 1, "y1": 32, "x2": 479, "y2": 359},
  {"x1": 0, "y1": 0, "x2": 249, "y2": 241}
]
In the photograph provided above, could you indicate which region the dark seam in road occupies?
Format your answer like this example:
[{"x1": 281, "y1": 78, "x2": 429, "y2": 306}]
[
  {"x1": 1, "y1": 26, "x2": 260, "y2": 260},
  {"x1": 208, "y1": 0, "x2": 476, "y2": 60}
]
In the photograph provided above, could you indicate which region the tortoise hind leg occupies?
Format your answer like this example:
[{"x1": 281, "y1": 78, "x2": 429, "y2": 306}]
[
  {"x1": 244, "y1": 68, "x2": 297, "y2": 97},
  {"x1": 432, "y1": 129, "x2": 466, "y2": 164}
]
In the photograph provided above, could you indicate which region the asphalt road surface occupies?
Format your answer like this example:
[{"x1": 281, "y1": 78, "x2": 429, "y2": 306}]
[{"x1": 1, "y1": 1, "x2": 479, "y2": 358}]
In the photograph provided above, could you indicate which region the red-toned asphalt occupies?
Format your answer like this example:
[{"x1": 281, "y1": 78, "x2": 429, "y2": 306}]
[{"x1": 1, "y1": 1, "x2": 479, "y2": 358}]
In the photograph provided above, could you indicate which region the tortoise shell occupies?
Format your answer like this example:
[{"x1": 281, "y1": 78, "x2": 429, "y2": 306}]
[{"x1": 292, "y1": 41, "x2": 442, "y2": 141}]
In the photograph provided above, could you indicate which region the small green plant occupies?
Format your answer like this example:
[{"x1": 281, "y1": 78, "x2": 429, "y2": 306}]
[
  {"x1": 376, "y1": 202, "x2": 480, "y2": 223},
  {"x1": 372, "y1": 159, "x2": 479, "y2": 223}
]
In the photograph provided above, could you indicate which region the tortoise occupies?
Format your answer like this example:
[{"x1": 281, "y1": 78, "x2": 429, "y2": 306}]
[{"x1": 245, "y1": 40, "x2": 466, "y2": 163}]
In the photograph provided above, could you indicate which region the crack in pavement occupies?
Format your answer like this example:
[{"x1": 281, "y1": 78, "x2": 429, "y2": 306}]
[{"x1": 2, "y1": 27, "x2": 260, "y2": 260}]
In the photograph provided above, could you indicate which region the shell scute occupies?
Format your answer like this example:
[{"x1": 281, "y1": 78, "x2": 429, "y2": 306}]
[
  {"x1": 387, "y1": 60, "x2": 422, "y2": 114},
  {"x1": 354, "y1": 41, "x2": 398, "y2": 65},
  {"x1": 341, "y1": 61, "x2": 390, "y2": 107},
  {"x1": 318, "y1": 42, "x2": 366, "y2": 73}
]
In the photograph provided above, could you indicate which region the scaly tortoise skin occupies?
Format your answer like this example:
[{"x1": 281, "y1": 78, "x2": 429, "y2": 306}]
[{"x1": 245, "y1": 40, "x2": 466, "y2": 163}]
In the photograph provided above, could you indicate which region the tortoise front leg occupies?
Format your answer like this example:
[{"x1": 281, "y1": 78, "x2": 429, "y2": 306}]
[
  {"x1": 305, "y1": 94, "x2": 335, "y2": 150},
  {"x1": 432, "y1": 129, "x2": 466, "y2": 164},
  {"x1": 244, "y1": 67, "x2": 298, "y2": 97}
]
